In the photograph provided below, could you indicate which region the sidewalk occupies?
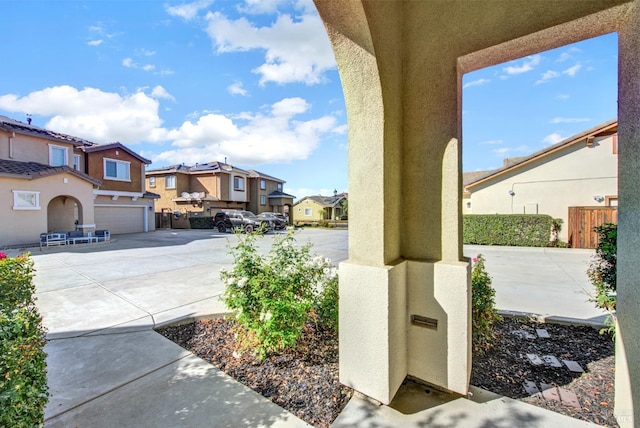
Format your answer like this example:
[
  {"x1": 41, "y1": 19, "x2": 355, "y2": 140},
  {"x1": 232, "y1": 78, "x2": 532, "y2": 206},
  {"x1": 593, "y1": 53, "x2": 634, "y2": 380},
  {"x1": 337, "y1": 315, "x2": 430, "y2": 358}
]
[{"x1": 26, "y1": 230, "x2": 606, "y2": 427}]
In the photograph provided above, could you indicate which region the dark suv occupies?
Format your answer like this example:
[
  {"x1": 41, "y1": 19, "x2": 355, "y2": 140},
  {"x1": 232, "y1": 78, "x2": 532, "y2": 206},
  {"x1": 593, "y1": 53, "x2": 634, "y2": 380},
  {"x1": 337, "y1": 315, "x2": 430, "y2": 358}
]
[{"x1": 214, "y1": 210, "x2": 272, "y2": 233}]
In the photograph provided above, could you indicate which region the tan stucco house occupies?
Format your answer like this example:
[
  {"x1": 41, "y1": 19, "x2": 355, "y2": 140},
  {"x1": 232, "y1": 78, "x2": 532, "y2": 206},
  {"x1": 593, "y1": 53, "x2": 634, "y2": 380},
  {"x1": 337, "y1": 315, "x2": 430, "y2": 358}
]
[
  {"x1": 464, "y1": 120, "x2": 618, "y2": 242},
  {"x1": 0, "y1": 116, "x2": 156, "y2": 246},
  {"x1": 146, "y1": 162, "x2": 293, "y2": 218},
  {"x1": 247, "y1": 170, "x2": 295, "y2": 219},
  {"x1": 293, "y1": 193, "x2": 347, "y2": 223}
]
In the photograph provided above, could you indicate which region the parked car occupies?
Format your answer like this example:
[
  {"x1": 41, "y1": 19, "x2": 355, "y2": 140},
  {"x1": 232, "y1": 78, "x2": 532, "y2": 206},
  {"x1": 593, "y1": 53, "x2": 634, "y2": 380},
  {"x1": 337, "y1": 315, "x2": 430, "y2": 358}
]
[
  {"x1": 256, "y1": 212, "x2": 287, "y2": 230},
  {"x1": 214, "y1": 210, "x2": 272, "y2": 233}
]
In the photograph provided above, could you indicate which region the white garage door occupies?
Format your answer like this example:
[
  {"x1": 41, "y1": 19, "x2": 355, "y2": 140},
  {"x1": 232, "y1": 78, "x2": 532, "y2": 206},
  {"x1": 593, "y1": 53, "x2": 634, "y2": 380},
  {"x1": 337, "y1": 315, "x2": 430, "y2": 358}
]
[{"x1": 95, "y1": 207, "x2": 144, "y2": 234}]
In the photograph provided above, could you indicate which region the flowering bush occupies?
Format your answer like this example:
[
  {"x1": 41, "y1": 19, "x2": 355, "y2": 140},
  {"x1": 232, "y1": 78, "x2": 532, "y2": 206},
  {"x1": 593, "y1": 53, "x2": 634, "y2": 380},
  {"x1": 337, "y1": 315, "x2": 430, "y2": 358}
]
[
  {"x1": 587, "y1": 223, "x2": 617, "y2": 336},
  {"x1": 0, "y1": 254, "x2": 49, "y2": 427},
  {"x1": 471, "y1": 254, "x2": 501, "y2": 349},
  {"x1": 220, "y1": 230, "x2": 339, "y2": 359}
]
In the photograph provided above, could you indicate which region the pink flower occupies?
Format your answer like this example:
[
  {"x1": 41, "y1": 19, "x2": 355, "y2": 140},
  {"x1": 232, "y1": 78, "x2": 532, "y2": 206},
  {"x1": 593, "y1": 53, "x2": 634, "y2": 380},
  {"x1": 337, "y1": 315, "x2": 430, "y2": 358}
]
[
  {"x1": 472, "y1": 257, "x2": 478, "y2": 263},
  {"x1": 0, "y1": 252, "x2": 6, "y2": 260}
]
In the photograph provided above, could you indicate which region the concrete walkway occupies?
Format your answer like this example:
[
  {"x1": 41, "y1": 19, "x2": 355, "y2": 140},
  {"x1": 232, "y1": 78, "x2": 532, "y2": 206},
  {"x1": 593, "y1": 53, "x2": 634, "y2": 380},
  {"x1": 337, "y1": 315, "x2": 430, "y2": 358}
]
[{"x1": 16, "y1": 229, "x2": 605, "y2": 427}]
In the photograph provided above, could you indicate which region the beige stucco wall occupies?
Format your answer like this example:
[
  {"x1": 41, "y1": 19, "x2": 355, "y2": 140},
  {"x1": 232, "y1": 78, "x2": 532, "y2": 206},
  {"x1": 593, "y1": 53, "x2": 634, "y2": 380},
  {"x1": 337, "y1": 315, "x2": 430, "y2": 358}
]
[
  {"x1": 1, "y1": 173, "x2": 95, "y2": 246},
  {"x1": 0, "y1": 131, "x2": 77, "y2": 166},
  {"x1": 293, "y1": 199, "x2": 324, "y2": 222},
  {"x1": 468, "y1": 135, "x2": 618, "y2": 241}
]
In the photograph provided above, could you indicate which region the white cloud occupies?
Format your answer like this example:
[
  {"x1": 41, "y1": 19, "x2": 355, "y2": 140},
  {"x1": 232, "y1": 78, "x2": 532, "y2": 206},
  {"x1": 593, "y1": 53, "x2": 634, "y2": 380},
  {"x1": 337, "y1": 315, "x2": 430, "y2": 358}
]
[
  {"x1": 556, "y1": 93, "x2": 570, "y2": 100},
  {"x1": 165, "y1": 0, "x2": 214, "y2": 20},
  {"x1": 151, "y1": 85, "x2": 176, "y2": 101},
  {"x1": 479, "y1": 139, "x2": 503, "y2": 145},
  {"x1": 87, "y1": 39, "x2": 103, "y2": 46},
  {"x1": 463, "y1": 78, "x2": 491, "y2": 89},
  {"x1": 122, "y1": 57, "x2": 156, "y2": 73},
  {"x1": 332, "y1": 124, "x2": 347, "y2": 134},
  {"x1": 0, "y1": 85, "x2": 164, "y2": 144},
  {"x1": 535, "y1": 70, "x2": 560, "y2": 84},
  {"x1": 503, "y1": 55, "x2": 541, "y2": 75},
  {"x1": 228, "y1": 81, "x2": 248, "y2": 96},
  {"x1": 550, "y1": 117, "x2": 590, "y2": 124},
  {"x1": 0, "y1": 86, "x2": 338, "y2": 166},
  {"x1": 492, "y1": 147, "x2": 509, "y2": 155},
  {"x1": 204, "y1": 11, "x2": 336, "y2": 85},
  {"x1": 237, "y1": 0, "x2": 288, "y2": 14},
  {"x1": 563, "y1": 63, "x2": 582, "y2": 77},
  {"x1": 536, "y1": 63, "x2": 582, "y2": 84},
  {"x1": 154, "y1": 96, "x2": 338, "y2": 165},
  {"x1": 556, "y1": 47, "x2": 581, "y2": 62},
  {"x1": 542, "y1": 133, "x2": 564, "y2": 145},
  {"x1": 136, "y1": 48, "x2": 156, "y2": 56}
]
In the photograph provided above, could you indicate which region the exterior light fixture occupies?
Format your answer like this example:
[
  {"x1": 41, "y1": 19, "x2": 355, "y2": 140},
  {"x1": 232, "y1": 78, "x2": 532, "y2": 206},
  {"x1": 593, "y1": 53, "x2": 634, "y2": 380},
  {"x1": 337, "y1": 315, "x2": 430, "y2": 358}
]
[
  {"x1": 593, "y1": 195, "x2": 604, "y2": 203},
  {"x1": 508, "y1": 190, "x2": 515, "y2": 196}
]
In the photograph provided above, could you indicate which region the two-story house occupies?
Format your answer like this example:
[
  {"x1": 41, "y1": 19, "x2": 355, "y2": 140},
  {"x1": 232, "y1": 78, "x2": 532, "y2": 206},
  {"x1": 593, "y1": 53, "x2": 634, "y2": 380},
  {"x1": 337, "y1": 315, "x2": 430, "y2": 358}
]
[
  {"x1": 146, "y1": 163, "x2": 294, "y2": 221},
  {"x1": 0, "y1": 116, "x2": 156, "y2": 246},
  {"x1": 247, "y1": 170, "x2": 296, "y2": 218}
]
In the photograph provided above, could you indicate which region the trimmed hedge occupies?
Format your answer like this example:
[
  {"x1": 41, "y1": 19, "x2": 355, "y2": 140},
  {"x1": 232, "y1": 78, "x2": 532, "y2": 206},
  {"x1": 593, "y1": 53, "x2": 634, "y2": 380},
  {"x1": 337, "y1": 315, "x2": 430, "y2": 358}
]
[
  {"x1": 0, "y1": 254, "x2": 49, "y2": 427},
  {"x1": 189, "y1": 216, "x2": 214, "y2": 229},
  {"x1": 463, "y1": 214, "x2": 555, "y2": 247}
]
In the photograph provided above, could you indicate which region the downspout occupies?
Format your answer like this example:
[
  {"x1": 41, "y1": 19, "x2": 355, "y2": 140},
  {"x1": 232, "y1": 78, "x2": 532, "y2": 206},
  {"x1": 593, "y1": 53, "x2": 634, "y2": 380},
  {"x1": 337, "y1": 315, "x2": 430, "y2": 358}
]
[{"x1": 9, "y1": 132, "x2": 15, "y2": 158}]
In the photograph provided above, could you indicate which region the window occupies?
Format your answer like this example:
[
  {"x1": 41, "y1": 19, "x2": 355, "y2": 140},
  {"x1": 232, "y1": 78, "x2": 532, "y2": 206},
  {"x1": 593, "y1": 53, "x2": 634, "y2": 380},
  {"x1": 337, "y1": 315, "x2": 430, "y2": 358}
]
[
  {"x1": 304, "y1": 208, "x2": 312, "y2": 216},
  {"x1": 234, "y1": 176, "x2": 245, "y2": 191},
  {"x1": 260, "y1": 179, "x2": 266, "y2": 190},
  {"x1": 72, "y1": 154, "x2": 81, "y2": 171},
  {"x1": 104, "y1": 158, "x2": 130, "y2": 181},
  {"x1": 277, "y1": 183, "x2": 283, "y2": 192},
  {"x1": 149, "y1": 177, "x2": 156, "y2": 188},
  {"x1": 166, "y1": 175, "x2": 176, "y2": 189},
  {"x1": 13, "y1": 190, "x2": 40, "y2": 210},
  {"x1": 260, "y1": 195, "x2": 266, "y2": 205},
  {"x1": 49, "y1": 144, "x2": 68, "y2": 166}
]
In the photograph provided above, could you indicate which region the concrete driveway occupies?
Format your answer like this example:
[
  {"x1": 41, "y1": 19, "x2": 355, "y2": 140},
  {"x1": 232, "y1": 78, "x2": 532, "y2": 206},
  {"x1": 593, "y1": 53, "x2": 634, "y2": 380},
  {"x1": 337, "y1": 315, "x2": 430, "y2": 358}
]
[{"x1": 24, "y1": 228, "x2": 604, "y2": 426}]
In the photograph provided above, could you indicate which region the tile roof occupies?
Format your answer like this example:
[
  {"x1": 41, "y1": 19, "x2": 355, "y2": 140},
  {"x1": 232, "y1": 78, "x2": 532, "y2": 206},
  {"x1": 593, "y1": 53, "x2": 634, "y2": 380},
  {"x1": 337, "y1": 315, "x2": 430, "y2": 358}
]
[
  {"x1": 0, "y1": 159, "x2": 102, "y2": 185},
  {"x1": 267, "y1": 190, "x2": 296, "y2": 199},
  {"x1": 83, "y1": 142, "x2": 151, "y2": 164},
  {"x1": 297, "y1": 194, "x2": 346, "y2": 207},
  {"x1": 0, "y1": 115, "x2": 96, "y2": 147},
  {"x1": 146, "y1": 161, "x2": 249, "y2": 175},
  {"x1": 248, "y1": 169, "x2": 285, "y2": 183},
  {"x1": 465, "y1": 118, "x2": 617, "y2": 189}
]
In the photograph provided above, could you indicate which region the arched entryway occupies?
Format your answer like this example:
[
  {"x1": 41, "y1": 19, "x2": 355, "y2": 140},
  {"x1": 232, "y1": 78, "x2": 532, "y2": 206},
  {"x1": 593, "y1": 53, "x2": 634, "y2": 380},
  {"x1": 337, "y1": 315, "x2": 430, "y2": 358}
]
[{"x1": 47, "y1": 195, "x2": 84, "y2": 233}]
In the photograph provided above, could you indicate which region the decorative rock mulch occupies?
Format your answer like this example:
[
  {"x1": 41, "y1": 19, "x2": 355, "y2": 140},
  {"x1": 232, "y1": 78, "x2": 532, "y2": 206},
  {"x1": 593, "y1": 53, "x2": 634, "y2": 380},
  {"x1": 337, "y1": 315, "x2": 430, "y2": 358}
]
[
  {"x1": 157, "y1": 316, "x2": 617, "y2": 428},
  {"x1": 471, "y1": 317, "x2": 617, "y2": 427}
]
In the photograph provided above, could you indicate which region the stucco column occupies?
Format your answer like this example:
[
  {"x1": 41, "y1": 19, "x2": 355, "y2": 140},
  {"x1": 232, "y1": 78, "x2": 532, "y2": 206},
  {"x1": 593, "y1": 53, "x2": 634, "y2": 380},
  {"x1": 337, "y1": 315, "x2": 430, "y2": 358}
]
[
  {"x1": 315, "y1": 0, "x2": 470, "y2": 404},
  {"x1": 616, "y1": 2, "x2": 640, "y2": 425}
]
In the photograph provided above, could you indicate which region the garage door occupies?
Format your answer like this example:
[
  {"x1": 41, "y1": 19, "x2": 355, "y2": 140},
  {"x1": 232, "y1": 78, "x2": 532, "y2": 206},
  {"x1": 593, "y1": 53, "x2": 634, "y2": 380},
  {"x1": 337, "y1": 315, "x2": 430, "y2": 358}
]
[{"x1": 95, "y1": 206, "x2": 144, "y2": 234}]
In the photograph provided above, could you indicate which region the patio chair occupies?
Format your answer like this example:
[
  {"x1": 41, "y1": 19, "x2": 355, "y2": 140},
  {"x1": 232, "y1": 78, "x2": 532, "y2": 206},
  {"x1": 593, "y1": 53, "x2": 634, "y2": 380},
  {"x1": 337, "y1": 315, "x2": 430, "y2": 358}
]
[{"x1": 94, "y1": 230, "x2": 110, "y2": 242}]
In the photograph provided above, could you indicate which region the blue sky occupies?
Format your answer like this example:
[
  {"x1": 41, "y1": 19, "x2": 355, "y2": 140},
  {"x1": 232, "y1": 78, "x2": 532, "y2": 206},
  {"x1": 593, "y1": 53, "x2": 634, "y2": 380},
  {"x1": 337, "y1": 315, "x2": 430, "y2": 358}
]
[{"x1": 0, "y1": 1, "x2": 617, "y2": 199}]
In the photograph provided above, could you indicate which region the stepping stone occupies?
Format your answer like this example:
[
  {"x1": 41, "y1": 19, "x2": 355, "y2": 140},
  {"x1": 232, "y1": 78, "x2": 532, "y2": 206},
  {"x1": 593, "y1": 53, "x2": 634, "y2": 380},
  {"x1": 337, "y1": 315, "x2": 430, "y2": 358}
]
[
  {"x1": 526, "y1": 353, "x2": 544, "y2": 365},
  {"x1": 523, "y1": 380, "x2": 541, "y2": 396},
  {"x1": 558, "y1": 388, "x2": 581, "y2": 408},
  {"x1": 563, "y1": 360, "x2": 584, "y2": 373},
  {"x1": 536, "y1": 328, "x2": 550, "y2": 338},
  {"x1": 512, "y1": 329, "x2": 536, "y2": 339},
  {"x1": 540, "y1": 383, "x2": 561, "y2": 402},
  {"x1": 542, "y1": 355, "x2": 562, "y2": 368}
]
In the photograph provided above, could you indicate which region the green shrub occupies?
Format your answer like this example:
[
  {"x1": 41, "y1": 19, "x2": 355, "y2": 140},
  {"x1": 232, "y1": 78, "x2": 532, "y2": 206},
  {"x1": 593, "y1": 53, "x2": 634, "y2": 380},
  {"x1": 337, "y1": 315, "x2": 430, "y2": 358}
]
[
  {"x1": 220, "y1": 230, "x2": 338, "y2": 359},
  {"x1": 463, "y1": 214, "x2": 555, "y2": 247},
  {"x1": 471, "y1": 254, "x2": 501, "y2": 349},
  {"x1": 188, "y1": 216, "x2": 214, "y2": 229},
  {"x1": 587, "y1": 223, "x2": 617, "y2": 336},
  {"x1": 0, "y1": 254, "x2": 49, "y2": 427}
]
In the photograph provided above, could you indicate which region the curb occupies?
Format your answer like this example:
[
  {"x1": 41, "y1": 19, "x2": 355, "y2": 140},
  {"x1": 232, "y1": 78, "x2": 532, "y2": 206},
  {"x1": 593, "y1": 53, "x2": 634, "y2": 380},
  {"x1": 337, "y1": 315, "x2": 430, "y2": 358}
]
[{"x1": 498, "y1": 309, "x2": 611, "y2": 330}]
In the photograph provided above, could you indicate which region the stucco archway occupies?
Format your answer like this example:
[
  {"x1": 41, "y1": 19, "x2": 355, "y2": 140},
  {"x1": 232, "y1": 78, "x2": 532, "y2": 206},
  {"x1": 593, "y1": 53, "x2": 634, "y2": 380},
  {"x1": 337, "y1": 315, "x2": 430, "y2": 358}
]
[
  {"x1": 314, "y1": 1, "x2": 638, "y2": 425},
  {"x1": 47, "y1": 195, "x2": 84, "y2": 233}
]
